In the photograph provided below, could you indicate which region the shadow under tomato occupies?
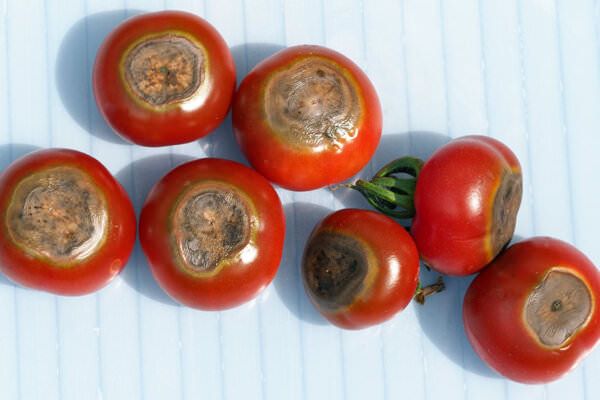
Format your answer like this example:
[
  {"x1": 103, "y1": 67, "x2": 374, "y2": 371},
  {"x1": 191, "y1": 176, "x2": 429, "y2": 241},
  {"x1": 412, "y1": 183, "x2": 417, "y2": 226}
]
[
  {"x1": 55, "y1": 9, "x2": 144, "y2": 145},
  {"x1": 203, "y1": 43, "x2": 286, "y2": 164},
  {"x1": 415, "y1": 269, "x2": 500, "y2": 379},
  {"x1": 115, "y1": 153, "x2": 196, "y2": 307},
  {"x1": 272, "y1": 202, "x2": 332, "y2": 326},
  {"x1": 331, "y1": 131, "x2": 451, "y2": 213},
  {"x1": 0, "y1": 144, "x2": 42, "y2": 288}
]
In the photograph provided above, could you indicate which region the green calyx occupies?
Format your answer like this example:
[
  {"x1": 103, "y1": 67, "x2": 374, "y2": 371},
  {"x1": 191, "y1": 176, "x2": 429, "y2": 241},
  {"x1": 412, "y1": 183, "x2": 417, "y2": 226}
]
[{"x1": 343, "y1": 156, "x2": 424, "y2": 219}]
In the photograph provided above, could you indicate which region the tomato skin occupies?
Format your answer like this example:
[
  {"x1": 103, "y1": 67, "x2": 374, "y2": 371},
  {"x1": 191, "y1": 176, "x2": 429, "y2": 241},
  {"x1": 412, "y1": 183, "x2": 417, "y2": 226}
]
[
  {"x1": 93, "y1": 11, "x2": 236, "y2": 146},
  {"x1": 232, "y1": 45, "x2": 382, "y2": 191},
  {"x1": 139, "y1": 158, "x2": 285, "y2": 310},
  {"x1": 302, "y1": 209, "x2": 419, "y2": 330},
  {"x1": 411, "y1": 135, "x2": 522, "y2": 276},
  {"x1": 0, "y1": 149, "x2": 136, "y2": 296},
  {"x1": 463, "y1": 237, "x2": 600, "y2": 384}
]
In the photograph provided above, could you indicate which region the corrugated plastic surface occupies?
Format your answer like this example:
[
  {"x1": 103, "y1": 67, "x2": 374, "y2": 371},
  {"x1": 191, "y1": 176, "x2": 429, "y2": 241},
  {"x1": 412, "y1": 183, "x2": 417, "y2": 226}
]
[{"x1": 1, "y1": 0, "x2": 600, "y2": 399}]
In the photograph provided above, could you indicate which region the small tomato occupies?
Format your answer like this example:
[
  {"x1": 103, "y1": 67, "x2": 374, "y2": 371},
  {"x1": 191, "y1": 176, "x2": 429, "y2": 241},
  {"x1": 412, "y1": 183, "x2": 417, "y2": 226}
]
[
  {"x1": 0, "y1": 149, "x2": 136, "y2": 295},
  {"x1": 302, "y1": 209, "x2": 420, "y2": 329},
  {"x1": 233, "y1": 45, "x2": 382, "y2": 191},
  {"x1": 93, "y1": 11, "x2": 236, "y2": 146},
  {"x1": 139, "y1": 158, "x2": 285, "y2": 310},
  {"x1": 347, "y1": 135, "x2": 522, "y2": 276}
]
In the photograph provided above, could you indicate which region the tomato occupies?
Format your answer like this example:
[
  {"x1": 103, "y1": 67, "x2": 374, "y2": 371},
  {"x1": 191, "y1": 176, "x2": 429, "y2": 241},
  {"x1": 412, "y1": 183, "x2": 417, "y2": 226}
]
[
  {"x1": 411, "y1": 135, "x2": 522, "y2": 275},
  {"x1": 463, "y1": 237, "x2": 600, "y2": 384},
  {"x1": 302, "y1": 209, "x2": 420, "y2": 329},
  {"x1": 139, "y1": 158, "x2": 285, "y2": 310},
  {"x1": 93, "y1": 11, "x2": 236, "y2": 146},
  {"x1": 0, "y1": 149, "x2": 136, "y2": 296},
  {"x1": 232, "y1": 45, "x2": 382, "y2": 191},
  {"x1": 346, "y1": 135, "x2": 522, "y2": 276}
]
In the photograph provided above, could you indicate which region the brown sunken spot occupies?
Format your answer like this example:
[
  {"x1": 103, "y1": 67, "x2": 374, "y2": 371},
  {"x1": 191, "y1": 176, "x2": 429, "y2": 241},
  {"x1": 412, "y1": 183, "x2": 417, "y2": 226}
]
[
  {"x1": 490, "y1": 169, "x2": 522, "y2": 258},
  {"x1": 264, "y1": 57, "x2": 361, "y2": 148},
  {"x1": 174, "y1": 188, "x2": 251, "y2": 273},
  {"x1": 6, "y1": 167, "x2": 107, "y2": 262},
  {"x1": 525, "y1": 269, "x2": 592, "y2": 348},
  {"x1": 124, "y1": 34, "x2": 205, "y2": 106},
  {"x1": 303, "y1": 232, "x2": 369, "y2": 311}
]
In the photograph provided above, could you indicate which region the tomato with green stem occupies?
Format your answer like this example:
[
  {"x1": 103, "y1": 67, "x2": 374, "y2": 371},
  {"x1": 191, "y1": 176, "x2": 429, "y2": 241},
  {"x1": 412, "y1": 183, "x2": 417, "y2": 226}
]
[
  {"x1": 0, "y1": 149, "x2": 136, "y2": 295},
  {"x1": 93, "y1": 10, "x2": 236, "y2": 146},
  {"x1": 345, "y1": 135, "x2": 523, "y2": 276},
  {"x1": 463, "y1": 237, "x2": 600, "y2": 384},
  {"x1": 302, "y1": 208, "x2": 444, "y2": 330},
  {"x1": 139, "y1": 158, "x2": 285, "y2": 310},
  {"x1": 232, "y1": 45, "x2": 382, "y2": 191}
]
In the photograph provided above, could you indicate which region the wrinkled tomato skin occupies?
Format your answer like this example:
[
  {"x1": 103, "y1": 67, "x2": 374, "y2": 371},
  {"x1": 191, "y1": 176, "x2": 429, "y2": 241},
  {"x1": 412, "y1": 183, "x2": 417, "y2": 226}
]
[
  {"x1": 0, "y1": 149, "x2": 137, "y2": 296},
  {"x1": 93, "y1": 11, "x2": 236, "y2": 146},
  {"x1": 232, "y1": 45, "x2": 382, "y2": 191},
  {"x1": 463, "y1": 237, "x2": 600, "y2": 384},
  {"x1": 303, "y1": 209, "x2": 419, "y2": 330},
  {"x1": 139, "y1": 158, "x2": 285, "y2": 310},
  {"x1": 411, "y1": 135, "x2": 521, "y2": 276}
]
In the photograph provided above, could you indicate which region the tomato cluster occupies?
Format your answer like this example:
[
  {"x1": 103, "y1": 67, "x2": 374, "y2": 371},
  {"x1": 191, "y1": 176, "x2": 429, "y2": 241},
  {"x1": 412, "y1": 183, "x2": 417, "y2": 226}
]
[{"x1": 1, "y1": 9, "x2": 598, "y2": 386}]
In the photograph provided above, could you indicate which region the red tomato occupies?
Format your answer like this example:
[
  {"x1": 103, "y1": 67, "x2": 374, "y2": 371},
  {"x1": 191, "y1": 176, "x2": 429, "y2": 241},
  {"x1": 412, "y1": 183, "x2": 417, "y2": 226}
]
[
  {"x1": 93, "y1": 11, "x2": 236, "y2": 146},
  {"x1": 0, "y1": 149, "x2": 136, "y2": 295},
  {"x1": 232, "y1": 45, "x2": 382, "y2": 191},
  {"x1": 302, "y1": 209, "x2": 419, "y2": 329},
  {"x1": 139, "y1": 158, "x2": 285, "y2": 310},
  {"x1": 463, "y1": 237, "x2": 600, "y2": 384},
  {"x1": 411, "y1": 135, "x2": 523, "y2": 276}
]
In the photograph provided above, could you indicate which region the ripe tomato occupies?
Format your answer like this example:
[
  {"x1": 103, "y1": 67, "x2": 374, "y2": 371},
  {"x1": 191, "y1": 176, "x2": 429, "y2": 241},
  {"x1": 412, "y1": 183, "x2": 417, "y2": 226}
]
[
  {"x1": 139, "y1": 158, "x2": 285, "y2": 310},
  {"x1": 347, "y1": 135, "x2": 522, "y2": 276},
  {"x1": 411, "y1": 135, "x2": 523, "y2": 276},
  {"x1": 232, "y1": 45, "x2": 382, "y2": 191},
  {"x1": 463, "y1": 237, "x2": 600, "y2": 384},
  {"x1": 0, "y1": 149, "x2": 136, "y2": 296},
  {"x1": 93, "y1": 11, "x2": 236, "y2": 146},
  {"x1": 302, "y1": 209, "x2": 420, "y2": 329}
]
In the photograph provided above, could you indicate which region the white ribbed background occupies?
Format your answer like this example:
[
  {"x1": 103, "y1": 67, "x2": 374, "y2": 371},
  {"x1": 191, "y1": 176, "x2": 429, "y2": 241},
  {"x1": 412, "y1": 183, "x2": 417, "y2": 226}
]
[{"x1": 1, "y1": 0, "x2": 599, "y2": 399}]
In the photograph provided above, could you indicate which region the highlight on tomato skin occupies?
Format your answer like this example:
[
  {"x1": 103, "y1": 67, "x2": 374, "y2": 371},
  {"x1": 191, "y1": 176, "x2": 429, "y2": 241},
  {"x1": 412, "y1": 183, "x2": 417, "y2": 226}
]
[
  {"x1": 301, "y1": 208, "x2": 420, "y2": 330},
  {"x1": 0, "y1": 149, "x2": 137, "y2": 296},
  {"x1": 463, "y1": 237, "x2": 600, "y2": 384},
  {"x1": 139, "y1": 158, "x2": 286, "y2": 311},
  {"x1": 93, "y1": 10, "x2": 236, "y2": 147},
  {"x1": 232, "y1": 44, "x2": 382, "y2": 191}
]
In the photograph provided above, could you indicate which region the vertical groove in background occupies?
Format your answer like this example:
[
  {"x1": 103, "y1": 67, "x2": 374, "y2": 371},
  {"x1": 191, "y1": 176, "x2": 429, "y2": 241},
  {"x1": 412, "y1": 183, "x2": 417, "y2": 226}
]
[
  {"x1": 552, "y1": 1, "x2": 586, "y2": 397},
  {"x1": 399, "y1": 0, "x2": 412, "y2": 146},
  {"x1": 476, "y1": 0, "x2": 491, "y2": 133},
  {"x1": 515, "y1": 0, "x2": 537, "y2": 235},
  {"x1": 129, "y1": 144, "x2": 145, "y2": 400},
  {"x1": 292, "y1": 203, "x2": 307, "y2": 400},
  {"x1": 438, "y1": 0, "x2": 451, "y2": 137},
  {"x1": 552, "y1": 0, "x2": 576, "y2": 243}
]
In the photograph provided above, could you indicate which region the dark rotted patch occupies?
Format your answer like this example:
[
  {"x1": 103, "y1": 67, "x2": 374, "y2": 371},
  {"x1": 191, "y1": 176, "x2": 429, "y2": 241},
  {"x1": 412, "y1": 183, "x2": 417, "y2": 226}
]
[
  {"x1": 6, "y1": 167, "x2": 106, "y2": 261},
  {"x1": 525, "y1": 269, "x2": 592, "y2": 348},
  {"x1": 175, "y1": 189, "x2": 250, "y2": 273},
  {"x1": 302, "y1": 232, "x2": 369, "y2": 311},
  {"x1": 123, "y1": 34, "x2": 204, "y2": 106},
  {"x1": 264, "y1": 57, "x2": 361, "y2": 148},
  {"x1": 490, "y1": 169, "x2": 522, "y2": 258}
]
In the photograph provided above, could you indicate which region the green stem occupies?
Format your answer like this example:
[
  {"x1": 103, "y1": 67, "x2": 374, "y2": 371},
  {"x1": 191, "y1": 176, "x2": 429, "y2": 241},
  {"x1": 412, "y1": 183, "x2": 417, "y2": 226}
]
[{"x1": 341, "y1": 156, "x2": 425, "y2": 220}]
